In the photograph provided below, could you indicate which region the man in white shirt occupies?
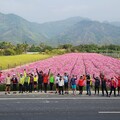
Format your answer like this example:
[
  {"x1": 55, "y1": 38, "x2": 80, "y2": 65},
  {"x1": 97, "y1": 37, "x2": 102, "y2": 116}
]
[
  {"x1": 58, "y1": 76, "x2": 64, "y2": 95},
  {"x1": 55, "y1": 73, "x2": 60, "y2": 94}
]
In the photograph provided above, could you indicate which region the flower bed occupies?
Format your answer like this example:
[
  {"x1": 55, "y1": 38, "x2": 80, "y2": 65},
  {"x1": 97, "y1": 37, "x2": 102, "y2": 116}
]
[{"x1": 0, "y1": 53, "x2": 120, "y2": 84}]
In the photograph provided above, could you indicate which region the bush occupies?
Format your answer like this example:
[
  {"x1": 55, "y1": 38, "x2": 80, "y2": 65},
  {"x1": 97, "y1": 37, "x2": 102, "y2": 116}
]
[
  {"x1": 4, "y1": 48, "x2": 16, "y2": 55},
  {"x1": 0, "y1": 84, "x2": 5, "y2": 91}
]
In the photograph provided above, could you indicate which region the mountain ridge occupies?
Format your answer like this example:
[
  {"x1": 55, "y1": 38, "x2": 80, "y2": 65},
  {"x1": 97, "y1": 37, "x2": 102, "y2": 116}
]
[{"x1": 0, "y1": 12, "x2": 120, "y2": 46}]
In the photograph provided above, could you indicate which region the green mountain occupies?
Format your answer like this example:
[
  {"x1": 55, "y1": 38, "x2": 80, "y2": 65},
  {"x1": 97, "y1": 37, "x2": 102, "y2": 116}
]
[
  {"x1": 53, "y1": 20, "x2": 120, "y2": 45},
  {"x1": 0, "y1": 12, "x2": 120, "y2": 46},
  {"x1": 38, "y1": 16, "x2": 90, "y2": 38},
  {"x1": 0, "y1": 12, "x2": 47, "y2": 44}
]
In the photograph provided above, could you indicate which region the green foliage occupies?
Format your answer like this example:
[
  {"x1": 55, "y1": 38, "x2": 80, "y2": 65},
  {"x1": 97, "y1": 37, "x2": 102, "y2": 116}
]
[
  {"x1": 74, "y1": 44, "x2": 120, "y2": 53},
  {"x1": 0, "y1": 41, "x2": 120, "y2": 56},
  {"x1": 58, "y1": 44, "x2": 73, "y2": 49},
  {"x1": 0, "y1": 84, "x2": 5, "y2": 91},
  {"x1": 28, "y1": 43, "x2": 53, "y2": 52},
  {"x1": 0, "y1": 42, "x2": 29, "y2": 55},
  {"x1": 28, "y1": 44, "x2": 40, "y2": 52},
  {"x1": 4, "y1": 48, "x2": 16, "y2": 55},
  {"x1": 0, "y1": 42, "x2": 15, "y2": 49},
  {"x1": 44, "y1": 49, "x2": 66, "y2": 55},
  {"x1": 0, "y1": 12, "x2": 120, "y2": 46},
  {"x1": 0, "y1": 13, "x2": 47, "y2": 44},
  {"x1": 57, "y1": 44, "x2": 120, "y2": 54}
]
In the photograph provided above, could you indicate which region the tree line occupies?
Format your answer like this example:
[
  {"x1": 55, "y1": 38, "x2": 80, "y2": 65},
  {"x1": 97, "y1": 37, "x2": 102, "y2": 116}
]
[{"x1": 0, "y1": 42, "x2": 120, "y2": 56}]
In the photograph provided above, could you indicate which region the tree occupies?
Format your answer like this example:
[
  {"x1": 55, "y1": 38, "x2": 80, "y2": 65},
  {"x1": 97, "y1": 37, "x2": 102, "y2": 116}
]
[
  {"x1": 15, "y1": 44, "x2": 24, "y2": 54},
  {"x1": 4, "y1": 48, "x2": 16, "y2": 55},
  {"x1": 22, "y1": 41, "x2": 29, "y2": 53}
]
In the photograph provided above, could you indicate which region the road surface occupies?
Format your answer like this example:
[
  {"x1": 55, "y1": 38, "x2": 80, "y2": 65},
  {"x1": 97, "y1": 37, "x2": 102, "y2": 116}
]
[{"x1": 0, "y1": 92, "x2": 120, "y2": 120}]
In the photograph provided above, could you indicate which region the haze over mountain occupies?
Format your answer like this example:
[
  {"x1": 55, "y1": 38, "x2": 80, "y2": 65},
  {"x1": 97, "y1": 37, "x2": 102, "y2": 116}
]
[
  {"x1": 110, "y1": 22, "x2": 120, "y2": 27},
  {"x1": 0, "y1": 12, "x2": 120, "y2": 46}
]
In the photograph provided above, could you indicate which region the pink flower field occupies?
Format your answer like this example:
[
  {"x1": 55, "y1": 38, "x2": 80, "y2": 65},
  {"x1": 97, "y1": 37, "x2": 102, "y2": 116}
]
[{"x1": 0, "y1": 53, "x2": 120, "y2": 84}]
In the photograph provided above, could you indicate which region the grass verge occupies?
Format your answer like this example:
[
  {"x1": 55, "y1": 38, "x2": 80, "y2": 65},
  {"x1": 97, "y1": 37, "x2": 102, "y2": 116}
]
[{"x1": 0, "y1": 54, "x2": 52, "y2": 70}]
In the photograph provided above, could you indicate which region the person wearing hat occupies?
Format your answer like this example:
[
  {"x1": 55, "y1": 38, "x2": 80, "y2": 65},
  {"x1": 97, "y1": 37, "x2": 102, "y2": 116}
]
[
  {"x1": 19, "y1": 73, "x2": 25, "y2": 93},
  {"x1": 11, "y1": 74, "x2": 18, "y2": 94},
  {"x1": 5, "y1": 73, "x2": 11, "y2": 95}
]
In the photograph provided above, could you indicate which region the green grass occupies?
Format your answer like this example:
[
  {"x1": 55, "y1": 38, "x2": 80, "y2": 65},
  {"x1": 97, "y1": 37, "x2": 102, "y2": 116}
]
[
  {"x1": 0, "y1": 84, "x2": 5, "y2": 91},
  {"x1": 0, "y1": 54, "x2": 52, "y2": 70}
]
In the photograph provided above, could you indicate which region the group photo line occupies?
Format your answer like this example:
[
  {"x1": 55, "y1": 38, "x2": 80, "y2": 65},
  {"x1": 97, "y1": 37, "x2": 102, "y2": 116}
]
[{"x1": 1, "y1": 68, "x2": 120, "y2": 97}]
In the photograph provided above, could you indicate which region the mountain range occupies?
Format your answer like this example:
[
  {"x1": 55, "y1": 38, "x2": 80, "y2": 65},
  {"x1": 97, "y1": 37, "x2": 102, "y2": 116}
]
[{"x1": 0, "y1": 12, "x2": 120, "y2": 46}]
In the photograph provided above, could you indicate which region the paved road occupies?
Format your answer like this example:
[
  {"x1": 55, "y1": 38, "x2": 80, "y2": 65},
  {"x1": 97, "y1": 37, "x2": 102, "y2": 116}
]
[{"x1": 0, "y1": 93, "x2": 120, "y2": 120}]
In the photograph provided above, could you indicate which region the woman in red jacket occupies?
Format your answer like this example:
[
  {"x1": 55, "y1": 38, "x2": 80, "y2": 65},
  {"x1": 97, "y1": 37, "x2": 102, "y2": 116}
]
[
  {"x1": 43, "y1": 69, "x2": 50, "y2": 93},
  {"x1": 115, "y1": 75, "x2": 120, "y2": 96},
  {"x1": 78, "y1": 76, "x2": 85, "y2": 95}
]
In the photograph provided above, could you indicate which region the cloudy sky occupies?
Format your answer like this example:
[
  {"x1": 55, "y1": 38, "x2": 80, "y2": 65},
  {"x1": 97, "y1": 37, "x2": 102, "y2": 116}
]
[{"x1": 0, "y1": 0, "x2": 119, "y2": 23}]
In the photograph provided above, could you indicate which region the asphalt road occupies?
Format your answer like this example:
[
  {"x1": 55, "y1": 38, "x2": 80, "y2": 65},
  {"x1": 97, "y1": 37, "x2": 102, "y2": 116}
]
[{"x1": 0, "y1": 93, "x2": 120, "y2": 120}]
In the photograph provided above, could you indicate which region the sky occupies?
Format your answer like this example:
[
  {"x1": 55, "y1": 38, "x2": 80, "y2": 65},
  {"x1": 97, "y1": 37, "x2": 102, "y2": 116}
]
[{"x1": 0, "y1": 0, "x2": 120, "y2": 23}]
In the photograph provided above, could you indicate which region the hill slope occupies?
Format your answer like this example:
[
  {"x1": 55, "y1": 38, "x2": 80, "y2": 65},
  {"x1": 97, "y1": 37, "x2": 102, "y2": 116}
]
[
  {"x1": 53, "y1": 20, "x2": 120, "y2": 45},
  {"x1": 0, "y1": 13, "x2": 47, "y2": 44},
  {"x1": 0, "y1": 12, "x2": 120, "y2": 45}
]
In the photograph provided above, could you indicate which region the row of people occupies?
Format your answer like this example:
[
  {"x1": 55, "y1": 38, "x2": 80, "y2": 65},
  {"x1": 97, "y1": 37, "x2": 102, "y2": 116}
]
[{"x1": 4, "y1": 69, "x2": 120, "y2": 97}]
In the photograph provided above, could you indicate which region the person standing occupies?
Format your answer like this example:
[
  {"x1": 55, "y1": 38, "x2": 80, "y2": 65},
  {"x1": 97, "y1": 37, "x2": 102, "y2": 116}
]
[
  {"x1": 70, "y1": 75, "x2": 77, "y2": 96},
  {"x1": 93, "y1": 74, "x2": 100, "y2": 95},
  {"x1": 109, "y1": 77, "x2": 117, "y2": 97},
  {"x1": 58, "y1": 76, "x2": 64, "y2": 95},
  {"x1": 100, "y1": 73, "x2": 108, "y2": 97},
  {"x1": 29, "y1": 74, "x2": 34, "y2": 93},
  {"x1": 36, "y1": 69, "x2": 43, "y2": 92},
  {"x1": 34, "y1": 74, "x2": 38, "y2": 92},
  {"x1": 11, "y1": 74, "x2": 18, "y2": 94},
  {"x1": 86, "y1": 74, "x2": 91, "y2": 96},
  {"x1": 49, "y1": 73, "x2": 55, "y2": 92},
  {"x1": 55, "y1": 73, "x2": 60, "y2": 94},
  {"x1": 43, "y1": 69, "x2": 50, "y2": 93},
  {"x1": 19, "y1": 73, "x2": 25, "y2": 93},
  {"x1": 5, "y1": 73, "x2": 11, "y2": 95},
  {"x1": 24, "y1": 73, "x2": 30, "y2": 93},
  {"x1": 63, "y1": 73, "x2": 69, "y2": 94},
  {"x1": 115, "y1": 75, "x2": 120, "y2": 96},
  {"x1": 78, "y1": 76, "x2": 84, "y2": 95}
]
